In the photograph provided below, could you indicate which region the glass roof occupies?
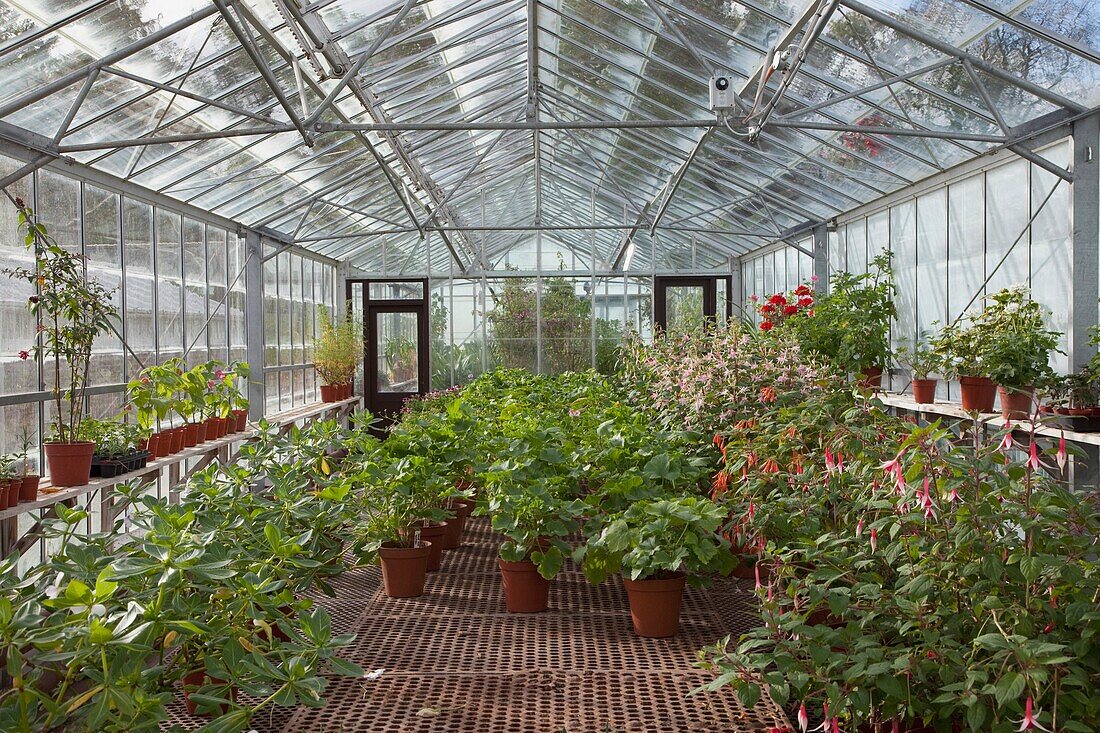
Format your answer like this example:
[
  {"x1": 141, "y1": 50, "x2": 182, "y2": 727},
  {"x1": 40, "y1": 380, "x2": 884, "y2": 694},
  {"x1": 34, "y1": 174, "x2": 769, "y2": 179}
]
[{"x1": 0, "y1": 0, "x2": 1095, "y2": 272}]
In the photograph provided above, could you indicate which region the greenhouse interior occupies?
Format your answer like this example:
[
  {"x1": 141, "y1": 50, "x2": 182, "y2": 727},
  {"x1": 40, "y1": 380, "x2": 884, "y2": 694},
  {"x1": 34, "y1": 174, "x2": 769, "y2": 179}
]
[{"x1": 0, "y1": 0, "x2": 1098, "y2": 731}]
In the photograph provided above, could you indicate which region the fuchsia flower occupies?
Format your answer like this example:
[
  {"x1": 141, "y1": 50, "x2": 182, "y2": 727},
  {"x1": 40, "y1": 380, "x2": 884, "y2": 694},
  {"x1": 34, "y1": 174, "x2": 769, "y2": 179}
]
[
  {"x1": 1056, "y1": 433, "x2": 1067, "y2": 471},
  {"x1": 949, "y1": 486, "x2": 961, "y2": 505},
  {"x1": 870, "y1": 527, "x2": 878, "y2": 553},
  {"x1": 754, "y1": 563, "x2": 762, "y2": 591},
  {"x1": 920, "y1": 476, "x2": 937, "y2": 520},
  {"x1": 1026, "y1": 441, "x2": 1046, "y2": 470},
  {"x1": 797, "y1": 703, "x2": 809, "y2": 732},
  {"x1": 999, "y1": 424, "x2": 1016, "y2": 452},
  {"x1": 1015, "y1": 695, "x2": 1049, "y2": 731}
]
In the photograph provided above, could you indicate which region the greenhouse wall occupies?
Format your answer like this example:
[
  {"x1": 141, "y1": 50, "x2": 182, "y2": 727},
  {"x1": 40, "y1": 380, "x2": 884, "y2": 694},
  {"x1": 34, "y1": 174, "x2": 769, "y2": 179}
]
[
  {"x1": 0, "y1": 151, "x2": 338, "y2": 475},
  {"x1": 741, "y1": 138, "x2": 1079, "y2": 400}
]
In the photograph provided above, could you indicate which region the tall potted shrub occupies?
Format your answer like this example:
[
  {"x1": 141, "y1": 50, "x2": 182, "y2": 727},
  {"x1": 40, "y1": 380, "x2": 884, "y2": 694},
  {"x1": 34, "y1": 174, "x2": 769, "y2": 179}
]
[
  {"x1": 977, "y1": 287, "x2": 1060, "y2": 420},
  {"x1": 314, "y1": 305, "x2": 362, "y2": 402},
  {"x1": 795, "y1": 252, "x2": 896, "y2": 388},
  {"x1": 2, "y1": 195, "x2": 118, "y2": 486},
  {"x1": 577, "y1": 496, "x2": 734, "y2": 638}
]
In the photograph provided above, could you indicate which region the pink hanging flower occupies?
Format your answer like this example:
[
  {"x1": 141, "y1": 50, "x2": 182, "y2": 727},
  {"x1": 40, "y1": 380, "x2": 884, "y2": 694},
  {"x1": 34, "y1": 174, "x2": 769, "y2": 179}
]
[
  {"x1": 999, "y1": 423, "x2": 1015, "y2": 452},
  {"x1": 856, "y1": 518, "x2": 864, "y2": 538},
  {"x1": 1056, "y1": 433, "x2": 1067, "y2": 471},
  {"x1": 754, "y1": 563, "x2": 762, "y2": 591},
  {"x1": 1026, "y1": 441, "x2": 1046, "y2": 470},
  {"x1": 949, "y1": 486, "x2": 961, "y2": 505},
  {"x1": 921, "y1": 476, "x2": 937, "y2": 520},
  {"x1": 1015, "y1": 695, "x2": 1050, "y2": 731},
  {"x1": 870, "y1": 527, "x2": 878, "y2": 553},
  {"x1": 797, "y1": 703, "x2": 809, "y2": 732}
]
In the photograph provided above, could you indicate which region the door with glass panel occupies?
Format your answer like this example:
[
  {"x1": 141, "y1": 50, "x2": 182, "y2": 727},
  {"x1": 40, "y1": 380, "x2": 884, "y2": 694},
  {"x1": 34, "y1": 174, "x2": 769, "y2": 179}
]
[
  {"x1": 347, "y1": 279, "x2": 428, "y2": 428},
  {"x1": 653, "y1": 276, "x2": 731, "y2": 334}
]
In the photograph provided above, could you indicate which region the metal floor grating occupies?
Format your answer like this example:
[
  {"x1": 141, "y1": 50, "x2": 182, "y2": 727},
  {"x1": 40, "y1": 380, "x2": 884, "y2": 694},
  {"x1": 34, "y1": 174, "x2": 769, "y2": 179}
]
[{"x1": 162, "y1": 518, "x2": 784, "y2": 731}]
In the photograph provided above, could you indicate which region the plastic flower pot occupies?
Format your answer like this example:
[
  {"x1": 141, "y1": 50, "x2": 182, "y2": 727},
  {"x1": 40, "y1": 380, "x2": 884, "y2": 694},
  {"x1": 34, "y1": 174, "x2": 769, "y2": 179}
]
[
  {"x1": 442, "y1": 499, "x2": 475, "y2": 549},
  {"x1": 6, "y1": 479, "x2": 19, "y2": 508},
  {"x1": 20, "y1": 475, "x2": 40, "y2": 502},
  {"x1": 498, "y1": 558, "x2": 550, "y2": 613},
  {"x1": 959, "y1": 375, "x2": 996, "y2": 412},
  {"x1": 912, "y1": 378, "x2": 937, "y2": 404},
  {"x1": 232, "y1": 409, "x2": 248, "y2": 432},
  {"x1": 144, "y1": 433, "x2": 159, "y2": 458},
  {"x1": 153, "y1": 431, "x2": 171, "y2": 458},
  {"x1": 857, "y1": 366, "x2": 883, "y2": 390},
  {"x1": 417, "y1": 522, "x2": 447, "y2": 572},
  {"x1": 320, "y1": 384, "x2": 337, "y2": 403},
  {"x1": 44, "y1": 442, "x2": 95, "y2": 487},
  {"x1": 182, "y1": 670, "x2": 237, "y2": 717},
  {"x1": 170, "y1": 427, "x2": 185, "y2": 453},
  {"x1": 622, "y1": 572, "x2": 685, "y2": 638},
  {"x1": 0, "y1": 483, "x2": 9, "y2": 509},
  {"x1": 379, "y1": 541, "x2": 432, "y2": 598},
  {"x1": 998, "y1": 385, "x2": 1035, "y2": 421},
  {"x1": 183, "y1": 423, "x2": 199, "y2": 448}
]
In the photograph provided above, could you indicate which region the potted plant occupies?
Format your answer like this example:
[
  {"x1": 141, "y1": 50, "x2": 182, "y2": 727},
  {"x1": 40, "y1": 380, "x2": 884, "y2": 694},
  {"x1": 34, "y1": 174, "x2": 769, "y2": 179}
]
[
  {"x1": 577, "y1": 496, "x2": 734, "y2": 637},
  {"x1": 975, "y1": 287, "x2": 1061, "y2": 420},
  {"x1": 385, "y1": 334, "x2": 417, "y2": 385},
  {"x1": 487, "y1": 479, "x2": 585, "y2": 613},
  {"x1": 352, "y1": 452, "x2": 447, "y2": 598},
  {"x1": 896, "y1": 335, "x2": 941, "y2": 404},
  {"x1": 16, "y1": 427, "x2": 40, "y2": 502},
  {"x1": 129, "y1": 358, "x2": 184, "y2": 457},
  {"x1": 314, "y1": 304, "x2": 362, "y2": 402},
  {"x1": 1041, "y1": 372, "x2": 1100, "y2": 431},
  {"x1": 2, "y1": 196, "x2": 119, "y2": 486},
  {"x1": 796, "y1": 253, "x2": 896, "y2": 388},
  {"x1": 0, "y1": 454, "x2": 19, "y2": 509},
  {"x1": 931, "y1": 319, "x2": 995, "y2": 412},
  {"x1": 229, "y1": 361, "x2": 251, "y2": 432}
]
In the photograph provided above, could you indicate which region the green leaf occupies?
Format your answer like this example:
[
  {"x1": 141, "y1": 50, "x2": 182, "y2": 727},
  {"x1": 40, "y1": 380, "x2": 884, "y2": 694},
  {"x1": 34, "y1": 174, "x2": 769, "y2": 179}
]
[{"x1": 994, "y1": 672, "x2": 1026, "y2": 706}]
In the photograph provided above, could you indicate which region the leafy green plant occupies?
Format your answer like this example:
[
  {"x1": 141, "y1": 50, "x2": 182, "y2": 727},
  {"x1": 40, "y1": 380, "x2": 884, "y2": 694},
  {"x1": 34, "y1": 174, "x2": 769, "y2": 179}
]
[
  {"x1": 896, "y1": 334, "x2": 942, "y2": 379},
  {"x1": 1, "y1": 195, "x2": 119, "y2": 443},
  {"x1": 976, "y1": 287, "x2": 1061, "y2": 389},
  {"x1": 796, "y1": 252, "x2": 896, "y2": 372},
  {"x1": 577, "y1": 496, "x2": 734, "y2": 583}
]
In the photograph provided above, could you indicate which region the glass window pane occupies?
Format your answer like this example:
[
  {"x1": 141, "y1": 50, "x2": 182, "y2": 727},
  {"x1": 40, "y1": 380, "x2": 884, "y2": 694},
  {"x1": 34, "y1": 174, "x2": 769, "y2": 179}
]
[{"x1": 376, "y1": 311, "x2": 419, "y2": 393}]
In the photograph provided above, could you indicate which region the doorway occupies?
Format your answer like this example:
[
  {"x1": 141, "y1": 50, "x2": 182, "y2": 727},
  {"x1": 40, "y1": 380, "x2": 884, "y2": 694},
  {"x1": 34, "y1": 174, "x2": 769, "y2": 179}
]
[
  {"x1": 653, "y1": 276, "x2": 732, "y2": 333},
  {"x1": 347, "y1": 279, "x2": 429, "y2": 429}
]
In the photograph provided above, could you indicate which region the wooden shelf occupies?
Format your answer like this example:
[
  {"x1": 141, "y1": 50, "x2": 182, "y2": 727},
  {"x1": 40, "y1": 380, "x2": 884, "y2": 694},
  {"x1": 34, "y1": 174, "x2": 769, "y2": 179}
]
[
  {"x1": 0, "y1": 397, "x2": 361, "y2": 523},
  {"x1": 875, "y1": 392, "x2": 1100, "y2": 447}
]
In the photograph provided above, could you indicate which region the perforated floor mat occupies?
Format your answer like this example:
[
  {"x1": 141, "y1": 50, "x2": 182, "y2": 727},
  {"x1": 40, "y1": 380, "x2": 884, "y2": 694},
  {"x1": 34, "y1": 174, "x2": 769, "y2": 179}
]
[{"x1": 162, "y1": 518, "x2": 783, "y2": 732}]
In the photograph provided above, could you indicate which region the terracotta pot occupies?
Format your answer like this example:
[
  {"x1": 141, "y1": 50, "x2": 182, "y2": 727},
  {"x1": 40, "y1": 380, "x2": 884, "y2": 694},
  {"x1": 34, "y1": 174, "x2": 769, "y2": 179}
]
[
  {"x1": 143, "y1": 434, "x2": 159, "y2": 458},
  {"x1": 858, "y1": 366, "x2": 883, "y2": 390},
  {"x1": 211, "y1": 417, "x2": 225, "y2": 439},
  {"x1": 6, "y1": 479, "x2": 19, "y2": 508},
  {"x1": 44, "y1": 442, "x2": 95, "y2": 487},
  {"x1": 320, "y1": 384, "x2": 337, "y2": 403},
  {"x1": 623, "y1": 572, "x2": 686, "y2": 638},
  {"x1": 441, "y1": 499, "x2": 475, "y2": 549},
  {"x1": 233, "y1": 409, "x2": 248, "y2": 432},
  {"x1": 182, "y1": 670, "x2": 237, "y2": 716},
  {"x1": 0, "y1": 483, "x2": 8, "y2": 510},
  {"x1": 417, "y1": 522, "x2": 447, "y2": 572},
  {"x1": 170, "y1": 427, "x2": 185, "y2": 454},
  {"x1": 498, "y1": 557, "x2": 550, "y2": 613},
  {"x1": 998, "y1": 385, "x2": 1035, "y2": 421},
  {"x1": 183, "y1": 423, "x2": 199, "y2": 448},
  {"x1": 912, "y1": 378, "x2": 937, "y2": 404},
  {"x1": 20, "y1": 475, "x2": 40, "y2": 502},
  {"x1": 959, "y1": 375, "x2": 996, "y2": 413},
  {"x1": 198, "y1": 419, "x2": 211, "y2": 443},
  {"x1": 153, "y1": 431, "x2": 171, "y2": 458},
  {"x1": 379, "y1": 541, "x2": 431, "y2": 598}
]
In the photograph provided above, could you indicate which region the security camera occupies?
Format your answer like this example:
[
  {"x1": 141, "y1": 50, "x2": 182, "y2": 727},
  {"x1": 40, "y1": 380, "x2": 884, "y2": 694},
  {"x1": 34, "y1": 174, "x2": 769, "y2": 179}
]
[{"x1": 710, "y1": 73, "x2": 736, "y2": 111}]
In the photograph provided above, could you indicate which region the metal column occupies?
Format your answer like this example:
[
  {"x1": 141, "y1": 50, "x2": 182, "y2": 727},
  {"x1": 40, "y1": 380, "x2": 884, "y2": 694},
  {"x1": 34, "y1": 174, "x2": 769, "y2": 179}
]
[
  {"x1": 813, "y1": 224, "x2": 830, "y2": 294},
  {"x1": 244, "y1": 230, "x2": 266, "y2": 420},
  {"x1": 1071, "y1": 112, "x2": 1100, "y2": 371}
]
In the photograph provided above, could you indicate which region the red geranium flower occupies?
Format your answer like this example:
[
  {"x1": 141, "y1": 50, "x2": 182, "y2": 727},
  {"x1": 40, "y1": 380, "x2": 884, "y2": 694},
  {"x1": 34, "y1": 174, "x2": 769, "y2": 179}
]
[
  {"x1": 795, "y1": 284, "x2": 812, "y2": 296},
  {"x1": 760, "y1": 303, "x2": 775, "y2": 314},
  {"x1": 798, "y1": 296, "x2": 813, "y2": 308},
  {"x1": 760, "y1": 321, "x2": 774, "y2": 331},
  {"x1": 768, "y1": 293, "x2": 787, "y2": 306},
  {"x1": 782, "y1": 305, "x2": 798, "y2": 316}
]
